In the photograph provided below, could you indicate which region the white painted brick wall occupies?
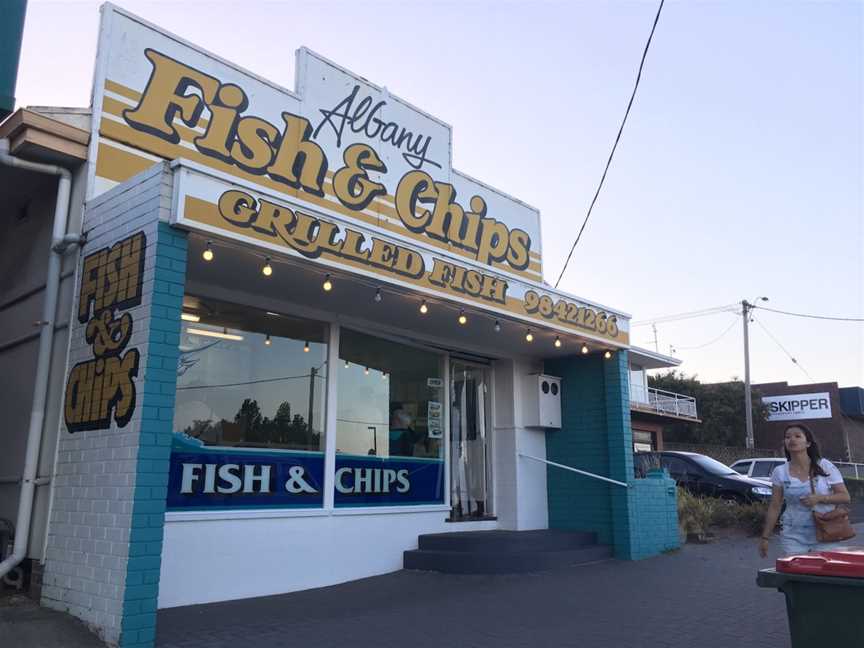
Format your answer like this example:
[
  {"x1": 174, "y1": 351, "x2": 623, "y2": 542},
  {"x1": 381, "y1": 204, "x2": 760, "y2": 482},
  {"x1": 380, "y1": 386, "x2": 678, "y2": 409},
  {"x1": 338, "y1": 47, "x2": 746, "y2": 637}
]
[{"x1": 41, "y1": 162, "x2": 172, "y2": 646}]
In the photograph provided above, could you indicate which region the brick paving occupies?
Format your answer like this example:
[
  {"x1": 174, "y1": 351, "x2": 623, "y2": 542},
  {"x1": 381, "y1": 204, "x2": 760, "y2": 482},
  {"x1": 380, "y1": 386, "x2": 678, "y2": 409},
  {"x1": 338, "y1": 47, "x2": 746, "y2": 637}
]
[
  {"x1": 155, "y1": 529, "x2": 806, "y2": 648},
  {"x1": 9, "y1": 524, "x2": 863, "y2": 647}
]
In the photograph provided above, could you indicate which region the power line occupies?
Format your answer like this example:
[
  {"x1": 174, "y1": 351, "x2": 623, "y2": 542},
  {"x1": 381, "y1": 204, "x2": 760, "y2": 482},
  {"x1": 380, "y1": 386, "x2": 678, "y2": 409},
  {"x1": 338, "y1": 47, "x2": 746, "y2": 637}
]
[
  {"x1": 632, "y1": 303, "x2": 739, "y2": 326},
  {"x1": 554, "y1": 0, "x2": 665, "y2": 288},
  {"x1": 674, "y1": 317, "x2": 738, "y2": 350},
  {"x1": 177, "y1": 373, "x2": 318, "y2": 390},
  {"x1": 752, "y1": 317, "x2": 812, "y2": 380},
  {"x1": 754, "y1": 305, "x2": 864, "y2": 323}
]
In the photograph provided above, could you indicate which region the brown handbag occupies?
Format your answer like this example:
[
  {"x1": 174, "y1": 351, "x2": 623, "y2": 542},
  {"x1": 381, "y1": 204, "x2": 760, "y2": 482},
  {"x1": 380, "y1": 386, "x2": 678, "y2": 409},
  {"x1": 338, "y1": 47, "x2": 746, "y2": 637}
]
[{"x1": 810, "y1": 478, "x2": 856, "y2": 543}]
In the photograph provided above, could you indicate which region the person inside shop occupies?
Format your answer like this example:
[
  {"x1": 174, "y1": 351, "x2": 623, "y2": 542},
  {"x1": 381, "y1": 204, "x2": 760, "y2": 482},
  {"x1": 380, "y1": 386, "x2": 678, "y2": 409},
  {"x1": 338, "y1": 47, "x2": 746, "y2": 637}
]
[
  {"x1": 759, "y1": 424, "x2": 852, "y2": 557},
  {"x1": 388, "y1": 405, "x2": 415, "y2": 457}
]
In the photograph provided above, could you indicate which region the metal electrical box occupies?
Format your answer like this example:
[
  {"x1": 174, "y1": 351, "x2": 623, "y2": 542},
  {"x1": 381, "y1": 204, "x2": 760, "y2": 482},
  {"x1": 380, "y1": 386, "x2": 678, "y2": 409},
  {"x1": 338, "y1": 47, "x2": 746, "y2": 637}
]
[{"x1": 523, "y1": 374, "x2": 562, "y2": 429}]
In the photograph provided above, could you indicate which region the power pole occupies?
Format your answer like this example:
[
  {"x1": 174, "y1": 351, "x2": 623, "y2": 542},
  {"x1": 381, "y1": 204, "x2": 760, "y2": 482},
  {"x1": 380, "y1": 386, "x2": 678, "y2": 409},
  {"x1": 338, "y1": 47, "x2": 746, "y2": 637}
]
[
  {"x1": 742, "y1": 300, "x2": 754, "y2": 450},
  {"x1": 652, "y1": 323, "x2": 659, "y2": 352},
  {"x1": 307, "y1": 366, "x2": 317, "y2": 445}
]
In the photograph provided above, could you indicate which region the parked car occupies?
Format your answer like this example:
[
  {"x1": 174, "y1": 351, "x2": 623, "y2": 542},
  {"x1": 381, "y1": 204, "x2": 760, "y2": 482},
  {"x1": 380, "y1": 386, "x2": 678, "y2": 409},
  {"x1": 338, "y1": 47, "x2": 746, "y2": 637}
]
[
  {"x1": 635, "y1": 451, "x2": 773, "y2": 503},
  {"x1": 729, "y1": 458, "x2": 786, "y2": 485}
]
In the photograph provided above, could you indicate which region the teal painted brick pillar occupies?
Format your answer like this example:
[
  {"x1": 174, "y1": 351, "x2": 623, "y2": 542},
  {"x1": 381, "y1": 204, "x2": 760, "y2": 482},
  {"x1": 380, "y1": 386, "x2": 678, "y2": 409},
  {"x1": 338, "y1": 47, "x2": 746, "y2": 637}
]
[
  {"x1": 120, "y1": 222, "x2": 186, "y2": 647},
  {"x1": 545, "y1": 354, "x2": 615, "y2": 545},
  {"x1": 545, "y1": 350, "x2": 679, "y2": 559},
  {"x1": 605, "y1": 350, "x2": 635, "y2": 557}
]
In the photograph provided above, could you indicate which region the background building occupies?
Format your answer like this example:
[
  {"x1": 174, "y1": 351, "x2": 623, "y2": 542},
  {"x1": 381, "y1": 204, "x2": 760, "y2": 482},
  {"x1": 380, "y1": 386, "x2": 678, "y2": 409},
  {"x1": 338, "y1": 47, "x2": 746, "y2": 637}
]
[{"x1": 754, "y1": 381, "x2": 864, "y2": 462}]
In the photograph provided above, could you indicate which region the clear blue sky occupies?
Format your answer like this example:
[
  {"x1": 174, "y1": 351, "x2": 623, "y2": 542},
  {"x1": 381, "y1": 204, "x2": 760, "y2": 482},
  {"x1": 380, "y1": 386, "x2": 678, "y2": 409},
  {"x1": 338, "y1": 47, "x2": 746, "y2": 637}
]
[{"x1": 15, "y1": 0, "x2": 863, "y2": 387}]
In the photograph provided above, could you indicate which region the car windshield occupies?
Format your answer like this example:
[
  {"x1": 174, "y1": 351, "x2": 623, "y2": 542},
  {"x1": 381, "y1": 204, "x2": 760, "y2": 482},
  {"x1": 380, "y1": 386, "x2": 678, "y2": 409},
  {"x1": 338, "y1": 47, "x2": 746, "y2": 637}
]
[{"x1": 689, "y1": 454, "x2": 737, "y2": 476}]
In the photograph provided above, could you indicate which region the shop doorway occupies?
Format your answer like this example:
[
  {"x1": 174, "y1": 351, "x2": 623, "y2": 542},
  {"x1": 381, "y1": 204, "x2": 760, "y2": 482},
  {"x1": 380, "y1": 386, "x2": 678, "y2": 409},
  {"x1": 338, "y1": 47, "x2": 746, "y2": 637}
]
[{"x1": 450, "y1": 361, "x2": 492, "y2": 520}]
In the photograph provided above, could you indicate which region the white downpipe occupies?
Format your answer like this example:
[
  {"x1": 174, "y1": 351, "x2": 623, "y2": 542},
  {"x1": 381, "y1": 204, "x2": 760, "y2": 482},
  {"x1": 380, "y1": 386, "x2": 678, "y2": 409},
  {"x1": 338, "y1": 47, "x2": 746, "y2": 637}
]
[{"x1": 0, "y1": 139, "x2": 78, "y2": 579}]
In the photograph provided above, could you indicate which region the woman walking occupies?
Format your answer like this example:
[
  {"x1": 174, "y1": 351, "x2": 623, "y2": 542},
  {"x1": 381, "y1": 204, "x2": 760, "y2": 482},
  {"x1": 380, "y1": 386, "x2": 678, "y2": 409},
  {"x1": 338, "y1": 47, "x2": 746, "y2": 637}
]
[{"x1": 759, "y1": 424, "x2": 851, "y2": 557}]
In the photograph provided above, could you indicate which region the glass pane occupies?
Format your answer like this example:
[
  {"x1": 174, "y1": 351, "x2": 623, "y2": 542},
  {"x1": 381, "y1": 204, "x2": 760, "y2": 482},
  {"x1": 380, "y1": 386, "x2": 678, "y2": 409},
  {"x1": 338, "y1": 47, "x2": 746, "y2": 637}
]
[
  {"x1": 167, "y1": 296, "x2": 328, "y2": 511},
  {"x1": 335, "y1": 328, "x2": 445, "y2": 506},
  {"x1": 450, "y1": 363, "x2": 491, "y2": 519},
  {"x1": 751, "y1": 461, "x2": 779, "y2": 478},
  {"x1": 732, "y1": 462, "x2": 750, "y2": 475},
  {"x1": 689, "y1": 454, "x2": 736, "y2": 476},
  {"x1": 174, "y1": 300, "x2": 328, "y2": 451}
]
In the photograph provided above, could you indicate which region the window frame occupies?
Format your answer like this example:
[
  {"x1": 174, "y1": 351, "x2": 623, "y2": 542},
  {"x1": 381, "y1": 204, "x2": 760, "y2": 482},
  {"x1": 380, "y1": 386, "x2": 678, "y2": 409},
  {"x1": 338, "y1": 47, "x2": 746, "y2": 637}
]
[{"x1": 167, "y1": 292, "x2": 455, "y2": 520}]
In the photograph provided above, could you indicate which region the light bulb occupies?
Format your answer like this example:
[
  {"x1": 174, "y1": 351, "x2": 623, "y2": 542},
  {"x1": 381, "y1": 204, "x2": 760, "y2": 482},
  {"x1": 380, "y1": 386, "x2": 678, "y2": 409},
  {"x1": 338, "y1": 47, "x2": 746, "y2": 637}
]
[
  {"x1": 494, "y1": 320, "x2": 501, "y2": 333},
  {"x1": 604, "y1": 350, "x2": 613, "y2": 360},
  {"x1": 581, "y1": 343, "x2": 589, "y2": 355},
  {"x1": 374, "y1": 288, "x2": 382, "y2": 303},
  {"x1": 364, "y1": 367, "x2": 369, "y2": 375},
  {"x1": 303, "y1": 341, "x2": 310, "y2": 353},
  {"x1": 323, "y1": 274, "x2": 333, "y2": 291},
  {"x1": 382, "y1": 372, "x2": 387, "y2": 380},
  {"x1": 554, "y1": 336, "x2": 562, "y2": 348},
  {"x1": 525, "y1": 329, "x2": 533, "y2": 342},
  {"x1": 262, "y1": 257, "x2": 273, "y2": 276},
  {"x1": 264, "y1": 334, "x2": 271, "y2": 346},
  {"x1": 202, "y1": 241, "x2": 214, "y2": 261},
  {"x1": 458, "y1": 310, "x2": 467, "y2": 325},
  {"x1": 419, "y1": 300, "x2": 428, "y2": 314},
  {"x1": 344, "y1": 359, "x2": 350, "y2": 368}
]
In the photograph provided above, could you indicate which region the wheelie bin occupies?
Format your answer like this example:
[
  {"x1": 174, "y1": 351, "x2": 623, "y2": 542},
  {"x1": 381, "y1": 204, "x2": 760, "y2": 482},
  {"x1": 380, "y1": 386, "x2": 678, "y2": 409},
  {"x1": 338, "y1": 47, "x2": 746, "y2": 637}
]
[{"x1": 757, "y1": 549, "x2": 864, "y2": 648}]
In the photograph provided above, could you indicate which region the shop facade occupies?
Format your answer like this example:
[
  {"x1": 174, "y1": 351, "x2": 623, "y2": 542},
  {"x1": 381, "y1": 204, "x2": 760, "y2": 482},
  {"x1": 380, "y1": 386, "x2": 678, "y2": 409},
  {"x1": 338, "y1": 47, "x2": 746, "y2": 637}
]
[{"x1": 1, "y1": 5, "x2": 680, "y2": 647}]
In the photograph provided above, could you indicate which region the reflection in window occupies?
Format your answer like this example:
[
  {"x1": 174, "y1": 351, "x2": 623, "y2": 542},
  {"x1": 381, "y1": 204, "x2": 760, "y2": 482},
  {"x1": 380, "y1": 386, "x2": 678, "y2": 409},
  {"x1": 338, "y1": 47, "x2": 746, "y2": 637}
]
[
  {"x1": 173, "y1": 296, "x2": 328, "y2": 452},
  {"x1": 337, "y1": 329, "x2": 444, "y2": 459}
]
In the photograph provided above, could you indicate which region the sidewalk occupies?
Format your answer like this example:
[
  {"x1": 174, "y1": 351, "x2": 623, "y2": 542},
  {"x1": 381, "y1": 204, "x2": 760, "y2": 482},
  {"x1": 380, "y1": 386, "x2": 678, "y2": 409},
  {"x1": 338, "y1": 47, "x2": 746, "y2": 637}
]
[
  {"x1": 155, "y1": 529, "x2": 796, "y2": 648},
  {"x1": 0, "y1": 593, "x2": 104, "y2": 648},
  {"x1": 7, "y1": 525, "x2": 862, "y2": 648}
]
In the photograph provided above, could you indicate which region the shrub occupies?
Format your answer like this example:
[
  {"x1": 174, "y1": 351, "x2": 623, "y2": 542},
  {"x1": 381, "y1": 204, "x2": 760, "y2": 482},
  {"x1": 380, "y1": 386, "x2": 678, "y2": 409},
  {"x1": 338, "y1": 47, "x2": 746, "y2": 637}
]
[
  {"x1": 676, "y1": 488, "x2": 770, "y2": 538},
  {"x1": 733, "y1": 501, "x2": 770, "y2": 536},
  {"x1": 634, "y1": 453, "x2": 663, "y2": 478},
  {"x1": 677, "y1": 488, "x2": 715, "y2": 536}
]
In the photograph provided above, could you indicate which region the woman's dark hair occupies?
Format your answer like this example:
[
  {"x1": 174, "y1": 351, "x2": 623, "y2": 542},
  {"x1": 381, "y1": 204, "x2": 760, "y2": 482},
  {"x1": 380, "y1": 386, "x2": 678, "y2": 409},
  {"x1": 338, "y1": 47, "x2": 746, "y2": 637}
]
[{"x1": 783, "y1": 424, "x2": 828, "y2": 477}]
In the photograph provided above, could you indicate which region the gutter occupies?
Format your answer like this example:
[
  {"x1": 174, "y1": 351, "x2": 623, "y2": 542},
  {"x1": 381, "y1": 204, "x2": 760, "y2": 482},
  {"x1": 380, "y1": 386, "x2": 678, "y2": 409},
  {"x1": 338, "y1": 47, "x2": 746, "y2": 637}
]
[{"x1": 0, "y1": 139, "x2": 84, "y2": 579}]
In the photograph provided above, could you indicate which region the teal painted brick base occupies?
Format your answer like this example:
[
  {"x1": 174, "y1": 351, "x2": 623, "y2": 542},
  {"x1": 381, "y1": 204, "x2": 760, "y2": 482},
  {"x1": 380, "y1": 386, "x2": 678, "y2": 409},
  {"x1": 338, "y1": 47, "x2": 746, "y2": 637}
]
[
  {"x1": 545, "y1": 351, "x2": 679, "y2": 559},
  {"x1": 120, "y1": 223, "x2": 186, "y2": 647}
]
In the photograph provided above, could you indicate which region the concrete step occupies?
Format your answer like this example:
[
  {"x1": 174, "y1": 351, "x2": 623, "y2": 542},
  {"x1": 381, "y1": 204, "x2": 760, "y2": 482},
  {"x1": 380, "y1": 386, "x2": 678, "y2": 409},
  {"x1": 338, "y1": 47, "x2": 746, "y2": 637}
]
[
  {"x1": 403, "y1": 544, "x2": 612, "y2": 574},
  {"x1": 417, "y1": 529, "x2": 598, "y2": 553}
]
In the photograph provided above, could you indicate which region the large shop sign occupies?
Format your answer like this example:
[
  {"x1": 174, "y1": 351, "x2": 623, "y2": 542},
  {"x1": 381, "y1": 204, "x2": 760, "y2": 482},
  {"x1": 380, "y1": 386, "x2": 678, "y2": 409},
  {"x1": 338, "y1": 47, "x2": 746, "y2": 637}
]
[{"x1": 88, "y1": 5, "x2": 629, "y2": 345}]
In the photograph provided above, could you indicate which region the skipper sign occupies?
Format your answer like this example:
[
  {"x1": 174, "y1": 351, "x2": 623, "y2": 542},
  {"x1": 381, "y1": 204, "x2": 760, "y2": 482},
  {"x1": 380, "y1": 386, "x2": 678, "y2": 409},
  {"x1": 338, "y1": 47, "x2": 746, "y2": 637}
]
[
  {"x1": 89, "y1": 5, "x2": 629, "y2": 344},
  {"x1": 762, "y1": 392, "x2": 833, "y2": 422}
]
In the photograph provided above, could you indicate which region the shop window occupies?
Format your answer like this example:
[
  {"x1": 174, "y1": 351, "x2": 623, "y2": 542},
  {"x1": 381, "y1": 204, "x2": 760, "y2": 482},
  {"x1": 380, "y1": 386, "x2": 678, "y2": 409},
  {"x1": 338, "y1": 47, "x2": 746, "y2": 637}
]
[
  {"x1": 335, "y1": 328, "x2": 445, "y2": 506},
  {"x1": 173, "y1": 296, "x2": 328, "y2": 452}
]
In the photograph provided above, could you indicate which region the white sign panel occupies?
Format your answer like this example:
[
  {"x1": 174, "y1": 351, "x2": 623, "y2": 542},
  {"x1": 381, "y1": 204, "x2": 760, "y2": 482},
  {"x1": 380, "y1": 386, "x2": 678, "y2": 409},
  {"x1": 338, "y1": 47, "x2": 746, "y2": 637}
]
[
  {"x1": 88, "y1": 4, "x2": 543, "y2": 284},
  {"x1": 763, "y1": 392, "x2": 832, "y2": 421}
]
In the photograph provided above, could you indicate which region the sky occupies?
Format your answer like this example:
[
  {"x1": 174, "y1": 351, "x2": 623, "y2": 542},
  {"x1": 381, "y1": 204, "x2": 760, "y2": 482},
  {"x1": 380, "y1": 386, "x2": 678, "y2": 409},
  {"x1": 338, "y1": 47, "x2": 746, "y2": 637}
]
[{"x1": 13, "y1": 0, "x2": 864, "y2": 387}]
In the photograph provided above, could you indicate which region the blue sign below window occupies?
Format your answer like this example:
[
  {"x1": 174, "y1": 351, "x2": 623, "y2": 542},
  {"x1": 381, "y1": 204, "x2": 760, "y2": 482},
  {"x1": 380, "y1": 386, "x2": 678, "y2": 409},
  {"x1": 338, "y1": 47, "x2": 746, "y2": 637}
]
[
  {"x1": 166, "y1": 435, "x2": 445, "y2": 510},
  {"x1": 334, "y1": 454, "x2": 444, "y2": 507},
  {"x1": 167, "y1": 435, "x2": 324, "y2": 510}
]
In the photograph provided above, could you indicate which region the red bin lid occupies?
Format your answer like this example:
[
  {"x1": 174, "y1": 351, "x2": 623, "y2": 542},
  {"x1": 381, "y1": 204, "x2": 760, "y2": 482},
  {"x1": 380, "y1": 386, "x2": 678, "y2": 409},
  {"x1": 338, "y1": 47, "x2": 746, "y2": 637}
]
[{"x1": 777, "y1": 547, "x2": 864, "y2": 578}]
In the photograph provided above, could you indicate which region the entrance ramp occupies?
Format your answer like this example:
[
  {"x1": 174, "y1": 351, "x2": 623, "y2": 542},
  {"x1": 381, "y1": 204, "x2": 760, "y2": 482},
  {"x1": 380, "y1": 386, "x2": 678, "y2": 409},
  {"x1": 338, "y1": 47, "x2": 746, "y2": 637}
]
[{"x1": 403, "y1": 529, "x2": 611, "y2": 574}]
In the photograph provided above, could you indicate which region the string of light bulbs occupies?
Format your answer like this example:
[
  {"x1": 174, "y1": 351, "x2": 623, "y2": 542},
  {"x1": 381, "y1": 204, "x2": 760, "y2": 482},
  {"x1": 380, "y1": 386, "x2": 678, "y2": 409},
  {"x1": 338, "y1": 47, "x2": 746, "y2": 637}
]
[{"x1": 197, "y1": 237, "x2": 617, "y2": 357}]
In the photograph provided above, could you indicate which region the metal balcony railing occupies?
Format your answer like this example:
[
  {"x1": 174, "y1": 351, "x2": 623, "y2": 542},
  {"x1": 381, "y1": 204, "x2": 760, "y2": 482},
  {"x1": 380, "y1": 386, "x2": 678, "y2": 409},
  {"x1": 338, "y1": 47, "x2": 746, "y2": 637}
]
[{"x1": 630, "y1": 385, "x2": 698, "y2": 420}]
